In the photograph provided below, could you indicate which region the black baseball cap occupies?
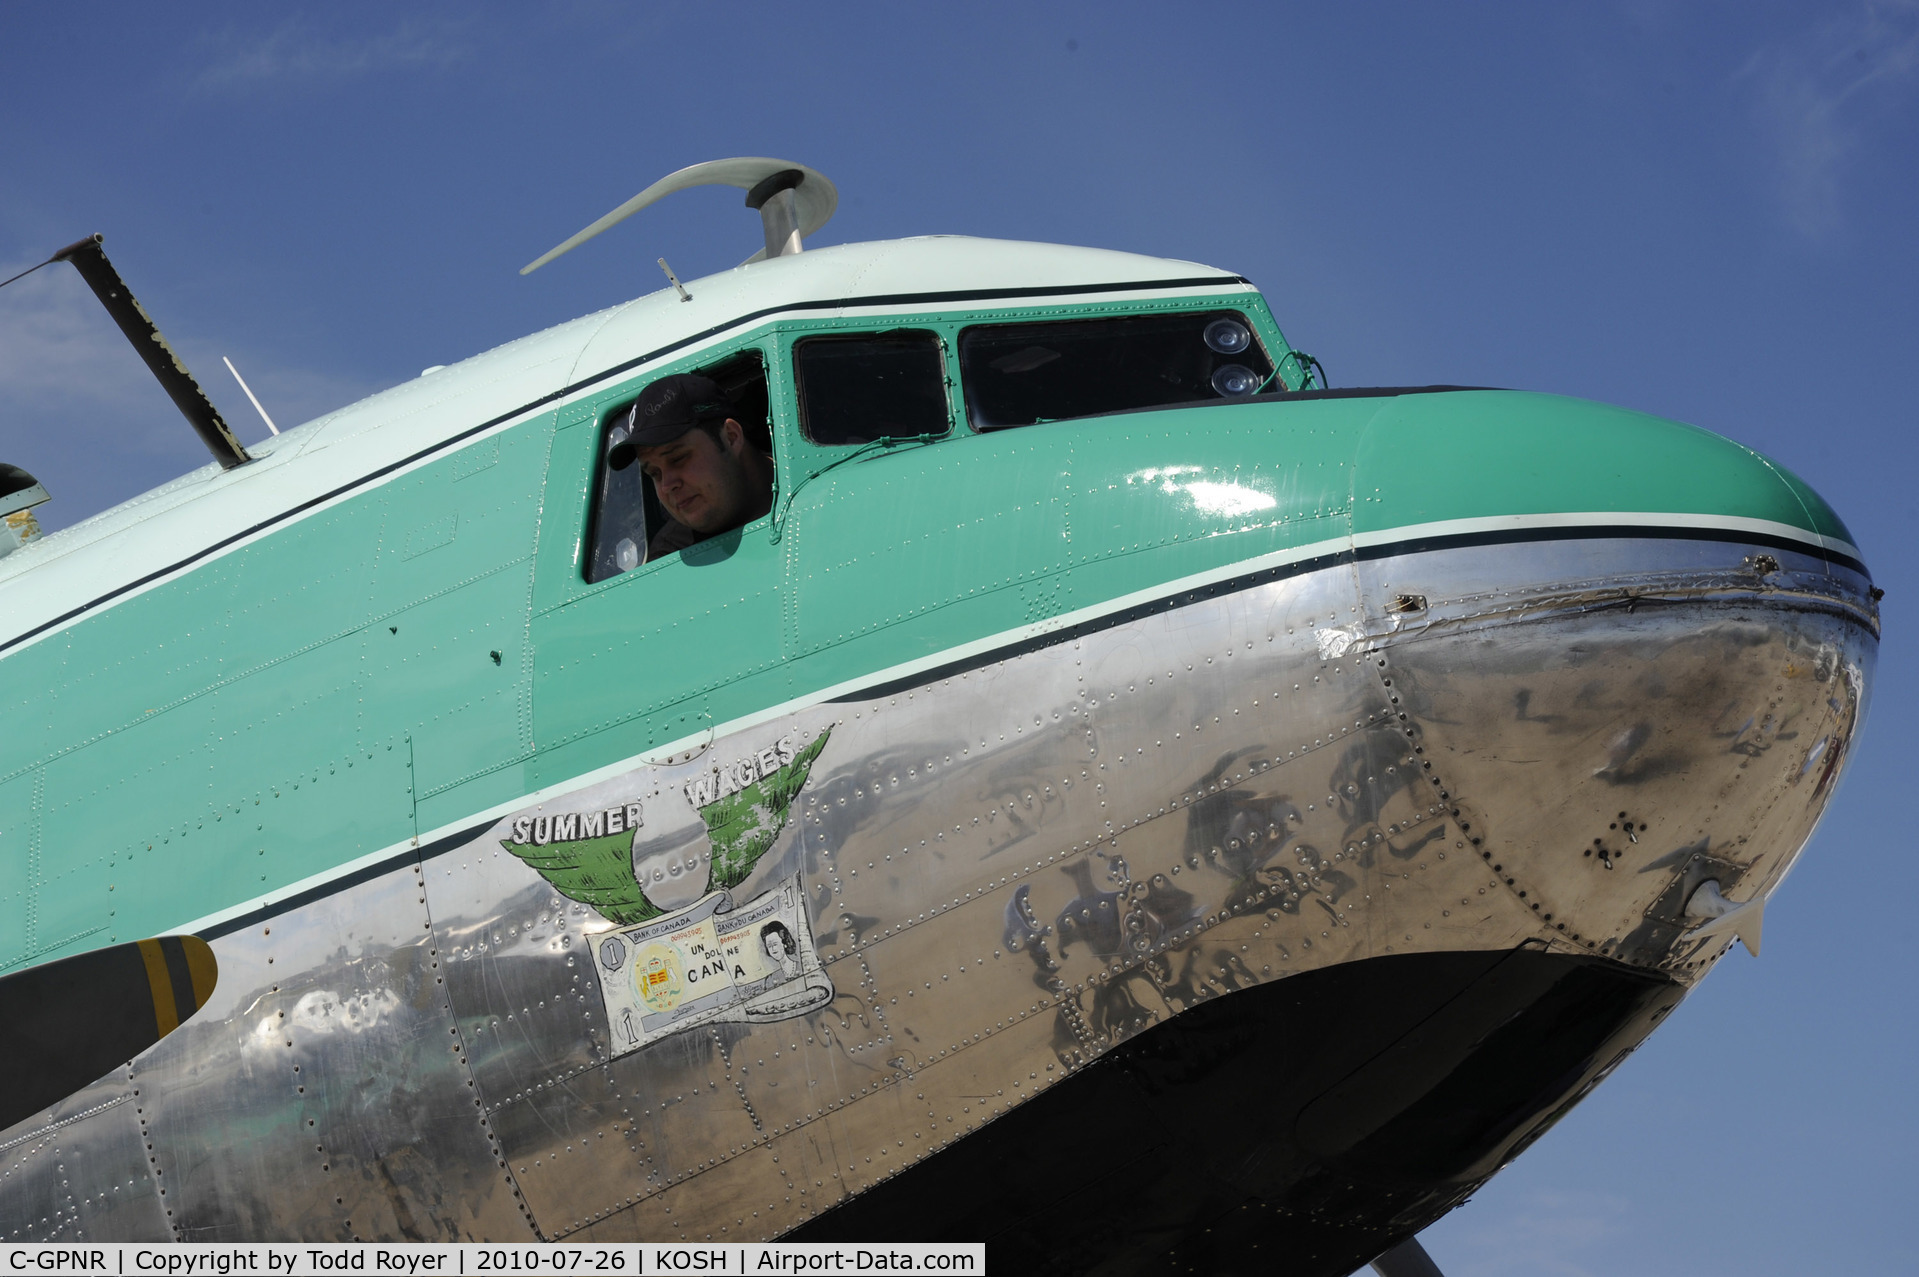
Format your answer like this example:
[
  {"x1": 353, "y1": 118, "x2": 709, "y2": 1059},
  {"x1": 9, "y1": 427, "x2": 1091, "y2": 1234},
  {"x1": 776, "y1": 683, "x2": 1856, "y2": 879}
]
[{"x1": 627, "y1": 373, "x2": 740, "y2": 447}]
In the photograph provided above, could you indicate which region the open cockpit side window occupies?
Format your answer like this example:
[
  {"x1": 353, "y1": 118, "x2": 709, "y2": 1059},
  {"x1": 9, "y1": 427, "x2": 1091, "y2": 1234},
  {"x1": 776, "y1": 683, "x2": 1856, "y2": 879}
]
[
  {"x1": 585, "y1": 348, "x2": 770, "y2": 583},
  {"x1": 958, "y1": 310, "x2": 1276, "y2": 431},
  {"x1": 795, "y1": 330, "x2": 950, "y2": 446}
]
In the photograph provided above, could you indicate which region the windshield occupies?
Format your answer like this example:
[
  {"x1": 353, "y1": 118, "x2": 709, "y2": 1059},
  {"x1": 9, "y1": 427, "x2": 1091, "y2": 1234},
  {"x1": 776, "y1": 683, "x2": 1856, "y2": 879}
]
[{"x1": 958, "y1": 310, "x2": 1275, "y2": 430}]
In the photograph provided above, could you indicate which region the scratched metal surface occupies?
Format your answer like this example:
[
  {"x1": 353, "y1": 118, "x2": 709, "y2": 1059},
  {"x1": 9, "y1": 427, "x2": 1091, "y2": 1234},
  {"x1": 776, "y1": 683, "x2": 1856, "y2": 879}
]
[
  {"x1": 12, "y1": 861, "x2": 535, "y2": 1240},
  {"x1": 0, "y1": 535, "x2": 1874, "y2": 1241},
  {"x1": 0, "y1": 1069, "x2": 166, "y2": 1241}
]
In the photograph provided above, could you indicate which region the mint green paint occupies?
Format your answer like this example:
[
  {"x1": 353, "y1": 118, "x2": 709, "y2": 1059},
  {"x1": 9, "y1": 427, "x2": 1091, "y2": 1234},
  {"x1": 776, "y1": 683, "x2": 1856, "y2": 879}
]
[
  {"x1": 1352, "y1": 391, "x2": 1844, "y2": 538},
  {"x1": 0, "y1": 290, "x2": 1857, "y2": 978},
  {"x1": 1762, "y1": 453, "x2": 1857, "y2": 548},
  {"x1": 0, "y1": 770, "x2": 45, "y2": 972}
]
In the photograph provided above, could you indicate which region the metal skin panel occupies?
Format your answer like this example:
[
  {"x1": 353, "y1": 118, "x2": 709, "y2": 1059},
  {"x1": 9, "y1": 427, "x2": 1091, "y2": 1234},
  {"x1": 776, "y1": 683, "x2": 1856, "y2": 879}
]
[
  {"x1": 605, "y1": 1027, "x2": 765, "y2": 1204},
  {"x1": 1, "y1": 536, "x2": 1876, "y2": 1241},
  {"x1": 0, "y1": 1070, "x2": 167, "y2": 1242},
  {"x1": 717, "y1": 538, "x2": 1850, "y2": 1241},
  {"x1": 527, "y1": 520, "x2": 789, "y2": 764},
  {"x1": 33, "y1": 716, "x2": 415, "y2": 954},
  {"x1": 481, "y1": 1062, "x2": 651, "y2": 1237},
  {"x1": 7, "y1": 531, "x2": 1858, "y2": 1241},
  {"x1": 70, "y1": 861, "x2": 531, "y2": 1241},
  {"x1": 431, "y1": 877, "x2": 606, "y2": 1104},
  {"x1": 0, "y1": 768, "x2": 43, "y2": 971},
  {"x1": 41, "y1": 553, "x2": 245, "y2": 753},
  {"x1": 784, "y1": 435, "x2": 1073, "y2": 652},
  {"x1": 389, "y1": 569, "x2": 537, "y2": 801},
  {"x1": 1351, "y1": 539, "x2": 1870, "y2": 965}
]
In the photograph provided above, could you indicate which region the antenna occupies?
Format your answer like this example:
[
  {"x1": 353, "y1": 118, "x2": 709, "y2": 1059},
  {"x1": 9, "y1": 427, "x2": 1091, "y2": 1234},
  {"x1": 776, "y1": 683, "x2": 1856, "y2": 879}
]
[
  {"x1": 51, "y1": 234, "x2": 251, "y2": 470},
  {"x1": 521, "y1": 157, "x2": 838, "y2": 276},
  {"x1": 657, "y1": 258, "x2": 691, "y2": 302},
  {"x1": 222, "y1": 357, "x2": 280, "y2": 436}
]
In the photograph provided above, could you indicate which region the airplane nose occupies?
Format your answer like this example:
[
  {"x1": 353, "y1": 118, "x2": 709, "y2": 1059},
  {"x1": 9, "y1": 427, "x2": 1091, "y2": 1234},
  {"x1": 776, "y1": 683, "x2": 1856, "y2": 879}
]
[
  {"x1": 1351, "y1": 389, "x2": 1862, "y2": 568},
  {"x1": 1347, "y1": 390, "x2": 1876, "y2": 972}
]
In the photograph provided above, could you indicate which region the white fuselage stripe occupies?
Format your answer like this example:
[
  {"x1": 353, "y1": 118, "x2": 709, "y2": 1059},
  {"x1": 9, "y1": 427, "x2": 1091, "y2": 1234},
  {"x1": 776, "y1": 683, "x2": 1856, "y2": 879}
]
[{"x1": 1359, "y1": 511, "x2": 1861, "y2": 561}]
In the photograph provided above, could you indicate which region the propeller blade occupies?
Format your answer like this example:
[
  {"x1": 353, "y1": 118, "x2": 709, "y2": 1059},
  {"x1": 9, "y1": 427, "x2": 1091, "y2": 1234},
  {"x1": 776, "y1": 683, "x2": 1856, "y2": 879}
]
[
  {"x1": 1369, "y1": 1234, "x2": 1446, "y2": 1277},
  {"x1": 521, "y1": 157, "x2": 838, "y2": 274},
  {"x1": 0, "y1": 935, "x2": 219, "y2": 1131}
]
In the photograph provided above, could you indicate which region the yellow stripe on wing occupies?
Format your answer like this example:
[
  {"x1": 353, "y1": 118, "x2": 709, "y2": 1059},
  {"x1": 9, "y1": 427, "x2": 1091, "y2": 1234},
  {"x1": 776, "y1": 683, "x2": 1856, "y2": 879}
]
[{"x1": 136, "y1": 938, "x2": 179, "y2": 1037}]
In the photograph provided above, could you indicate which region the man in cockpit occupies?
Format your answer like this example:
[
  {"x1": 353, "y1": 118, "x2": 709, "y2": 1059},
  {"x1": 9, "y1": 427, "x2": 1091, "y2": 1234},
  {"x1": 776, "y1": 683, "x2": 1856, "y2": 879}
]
[{"x1": 627, "y1": 373, "x2": 775, "y2": 560}]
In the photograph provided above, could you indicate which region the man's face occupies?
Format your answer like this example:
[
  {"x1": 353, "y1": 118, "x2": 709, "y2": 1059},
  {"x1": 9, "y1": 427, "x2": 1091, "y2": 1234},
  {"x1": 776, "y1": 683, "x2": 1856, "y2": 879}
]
[{"x1": 636, "y1": 420, "x2": 756, "y2": 534}]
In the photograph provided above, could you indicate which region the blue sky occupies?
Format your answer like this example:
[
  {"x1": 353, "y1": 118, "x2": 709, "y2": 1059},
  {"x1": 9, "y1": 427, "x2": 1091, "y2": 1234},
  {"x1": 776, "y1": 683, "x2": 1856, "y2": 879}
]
[{"x1": 2, "y1": 3, "x2": 1914, "y2": 1271}]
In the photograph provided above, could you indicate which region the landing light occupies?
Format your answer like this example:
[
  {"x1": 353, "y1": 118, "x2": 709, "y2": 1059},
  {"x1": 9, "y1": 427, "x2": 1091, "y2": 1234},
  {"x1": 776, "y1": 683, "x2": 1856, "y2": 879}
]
[
  {"x1": 1203, "y1": 318, "x2": 1252, "y2": 354},
  {"x1": 1211, "y1": 363, "x2": 1262, "y2": 397}
]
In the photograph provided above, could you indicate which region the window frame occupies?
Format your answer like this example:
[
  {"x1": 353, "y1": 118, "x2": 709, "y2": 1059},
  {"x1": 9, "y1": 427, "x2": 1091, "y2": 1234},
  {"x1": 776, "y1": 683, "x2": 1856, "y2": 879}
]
[
  {"x1": 539, "y1": 293, "x2": 1298, "y2": 603},
  {"x1": 579, "y1": 343, "x2": 777, "y2": 585},
  {"x1": 790, "y1": 327, "x2": 956, "y2": 448},
  {"x1": 955, "y1": 307, "x2": 1280, "y2": 433}
]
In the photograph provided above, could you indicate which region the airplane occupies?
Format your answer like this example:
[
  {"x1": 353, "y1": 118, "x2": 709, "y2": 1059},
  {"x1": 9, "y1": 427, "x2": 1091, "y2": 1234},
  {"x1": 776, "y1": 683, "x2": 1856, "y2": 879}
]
[{"x1": 0, "y1": 157, "x2": 1879, "y2": 1276}]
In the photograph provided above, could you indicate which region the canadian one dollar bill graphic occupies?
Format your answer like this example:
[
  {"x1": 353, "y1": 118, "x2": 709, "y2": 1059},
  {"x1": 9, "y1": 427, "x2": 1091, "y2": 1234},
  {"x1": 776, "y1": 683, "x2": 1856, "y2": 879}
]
[{"x1": 591, "y1": 873, "x2": 832, "y2": 1056}]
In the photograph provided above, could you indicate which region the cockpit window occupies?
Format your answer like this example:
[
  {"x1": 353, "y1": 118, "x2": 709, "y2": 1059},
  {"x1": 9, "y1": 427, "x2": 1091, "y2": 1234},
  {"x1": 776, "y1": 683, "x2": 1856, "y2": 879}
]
[
  {"x1": 795, "y1": 331, "x2": 950, "y2": 445},
  {"x1": 585, "y1": 348, "x2": 769, "y2": 583},
  {"x1": 958, "y1": 310, "x2": 1275, "y2": 430}
]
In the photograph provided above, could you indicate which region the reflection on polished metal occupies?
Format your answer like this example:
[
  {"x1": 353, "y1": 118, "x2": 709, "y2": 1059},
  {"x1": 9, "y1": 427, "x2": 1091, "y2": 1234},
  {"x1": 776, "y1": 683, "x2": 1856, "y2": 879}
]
[{"x1": 1, "y1": 527, "x2": 1872, "y2": 1264}]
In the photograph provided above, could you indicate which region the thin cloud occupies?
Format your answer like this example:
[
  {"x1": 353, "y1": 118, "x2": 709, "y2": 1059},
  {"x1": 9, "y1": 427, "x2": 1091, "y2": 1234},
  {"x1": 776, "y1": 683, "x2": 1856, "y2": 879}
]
[
  {"x1": 194, "y1": 18, "x2": 469, "y2": 90},
  {"x1": 0, "y1": 258, "x2": 384, "y2": 529},
  {"x1": 0, "y1": 264, "x2": 178, "y2": 440},
  {"x1": 0, "y1": 259, "x2": 380, "y2": 430},
  {"x1": 1737, "y1": 0, "x2": 1919, "y2": 238}
]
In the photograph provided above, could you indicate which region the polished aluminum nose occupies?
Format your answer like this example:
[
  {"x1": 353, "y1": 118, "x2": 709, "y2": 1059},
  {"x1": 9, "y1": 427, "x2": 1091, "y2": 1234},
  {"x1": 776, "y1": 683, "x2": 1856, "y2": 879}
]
[{"x1": 1345, "y1": 390, "x2": 1876, "y2": 972}]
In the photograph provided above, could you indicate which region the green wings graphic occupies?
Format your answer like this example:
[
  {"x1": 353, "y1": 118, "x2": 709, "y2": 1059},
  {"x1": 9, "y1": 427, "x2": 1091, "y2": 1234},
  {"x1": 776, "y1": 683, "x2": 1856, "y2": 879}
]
[
  {"x1": 699, "y1": 728, "x2": 831, "y2": 891},
  {"x1": 501, "y1": 827, "x2": 664, "y2": 925},
  {"x1": 501, "y1": 727, "x2": 830, "y2": 922}
]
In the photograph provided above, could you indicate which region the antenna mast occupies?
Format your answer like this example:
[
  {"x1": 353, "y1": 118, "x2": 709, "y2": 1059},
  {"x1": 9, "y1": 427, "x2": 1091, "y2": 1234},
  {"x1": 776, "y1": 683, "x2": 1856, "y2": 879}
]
[{"x1": 53, "y1": 235, "x2": 250, "y2": 470}]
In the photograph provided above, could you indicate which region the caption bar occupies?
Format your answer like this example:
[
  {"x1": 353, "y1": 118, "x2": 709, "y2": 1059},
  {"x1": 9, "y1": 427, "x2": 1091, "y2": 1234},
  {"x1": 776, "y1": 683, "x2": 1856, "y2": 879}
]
[{"x1": 1, "y1": 1247, "x2": 984, "y2": 1276}]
